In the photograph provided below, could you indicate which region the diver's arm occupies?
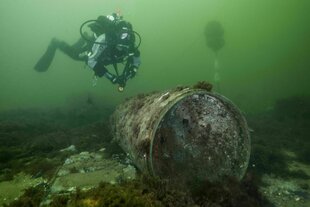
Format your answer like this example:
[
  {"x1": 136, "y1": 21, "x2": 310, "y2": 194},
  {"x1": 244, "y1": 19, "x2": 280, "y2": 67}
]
[
  {"x1": 123, "y1": 49, "x2": 141, "y2": 81},
  {"x1": 117, "y1": 56, "x2": 140, "y2": 88},
  {"x1": 93, "y1": 63, "x2": 118, "y2": 84}
]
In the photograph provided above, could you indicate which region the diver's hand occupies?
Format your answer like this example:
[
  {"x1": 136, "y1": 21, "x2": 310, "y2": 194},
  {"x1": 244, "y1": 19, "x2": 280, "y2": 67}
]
[
  {"x1": 117, "y1": 77, "x2": 126, "y2": 87},
  {"x1": 115, "y1": 76, "x2": 126, "y2": 91}
]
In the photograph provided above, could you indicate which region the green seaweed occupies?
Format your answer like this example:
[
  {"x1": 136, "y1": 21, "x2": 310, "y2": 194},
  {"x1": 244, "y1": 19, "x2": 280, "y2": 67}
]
[
  {"x1": 3, "y1": 184, "x2": 46, "y2": 207},
  {"x1": 193, "y1": 81, "x2": 213, "y2": 91}
]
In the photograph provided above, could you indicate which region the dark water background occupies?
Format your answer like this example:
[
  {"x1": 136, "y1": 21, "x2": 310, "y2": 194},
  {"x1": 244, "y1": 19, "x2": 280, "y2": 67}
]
[{"x1": 0, "y1": 0, "x2": 309, "y2": 113}]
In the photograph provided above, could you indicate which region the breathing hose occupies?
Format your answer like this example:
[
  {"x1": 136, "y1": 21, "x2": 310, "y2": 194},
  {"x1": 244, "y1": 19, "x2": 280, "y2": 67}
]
[{"x1": 79, "y1": 19, "x2": 142, "y2": 49}]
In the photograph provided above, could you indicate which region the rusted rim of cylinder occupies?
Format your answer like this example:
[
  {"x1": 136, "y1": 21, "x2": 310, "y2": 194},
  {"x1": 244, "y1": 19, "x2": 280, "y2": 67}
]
[
  {"x1": 148, "y1": 89, "x2": 206, "y2": 175},
  {"x1": 148, "y1": 89, "x2": 251, "y2": 181}
]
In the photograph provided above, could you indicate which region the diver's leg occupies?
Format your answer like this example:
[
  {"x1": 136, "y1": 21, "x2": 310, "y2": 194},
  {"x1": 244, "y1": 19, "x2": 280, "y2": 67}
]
[
  {"x1": 71, "y1": 37, "x2": 86, "y2": 50},
  {"x1": 53, "y1": 38, "x2": 87, "y2": 61},
  {"x1": 34, "y1": 38, "x2": 87, "y2": 72},
  {"x1": 34, "y1": 39, "x2": 58, "y2": 72},
  {"x1": 72, "y1": 32, "x2": 93, "y2": 50}
]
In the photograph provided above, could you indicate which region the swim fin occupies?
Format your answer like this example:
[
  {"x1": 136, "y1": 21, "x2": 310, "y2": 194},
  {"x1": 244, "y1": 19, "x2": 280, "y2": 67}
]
[{"x1": 34, "y1": 40, "x2": 57, "y2": 72}]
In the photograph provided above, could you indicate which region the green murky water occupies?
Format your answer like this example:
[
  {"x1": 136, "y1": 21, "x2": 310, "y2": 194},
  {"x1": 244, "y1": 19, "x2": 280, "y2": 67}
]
[
  {"x1": 0, "y1": 0, "x2": 309, "y2": 112},
  {"x1": 0, "y1": 1, "x2": 310, "y2": 206}
]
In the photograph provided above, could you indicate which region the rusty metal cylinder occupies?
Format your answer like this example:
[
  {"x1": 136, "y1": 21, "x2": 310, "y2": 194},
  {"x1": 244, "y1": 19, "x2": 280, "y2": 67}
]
[{"x1": 111, "y1": 87, "x2": 250, "y2": 184}]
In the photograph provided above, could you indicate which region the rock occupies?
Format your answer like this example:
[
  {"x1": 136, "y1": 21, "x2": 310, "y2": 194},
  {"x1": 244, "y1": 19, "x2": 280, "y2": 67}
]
[
  {"x1": 122, "y1": 165, "x2": 136, "y2": 180},
  {"x1": 60, "y1": 145, "x2": 76, "y2": 152},
  {"x1": 47, "y1": 151, "x2": 137, "y2": 197},
  {"x1": 99, "y1": 148, "x2": 106, "y2": 152},
  {"x1": 0, "y1": 173, "x2": 45, "y2": 206},
  {"x1": 260, "y1": 174, "x2": 310, "y2": 207}
]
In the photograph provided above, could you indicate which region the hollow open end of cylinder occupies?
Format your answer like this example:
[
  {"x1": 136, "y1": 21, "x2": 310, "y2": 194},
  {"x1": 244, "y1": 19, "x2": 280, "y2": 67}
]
[{"x1": 151, "y1": 92, "x2": 250, "y2": 186}]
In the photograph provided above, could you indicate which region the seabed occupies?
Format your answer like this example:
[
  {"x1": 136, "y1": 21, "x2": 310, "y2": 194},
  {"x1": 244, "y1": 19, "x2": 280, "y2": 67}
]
[{"x1": 0, "y1": 95, "x2": 309, "y2": 207}]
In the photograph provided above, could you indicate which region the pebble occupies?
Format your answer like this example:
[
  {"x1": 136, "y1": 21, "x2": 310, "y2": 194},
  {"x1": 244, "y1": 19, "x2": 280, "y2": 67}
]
[
  {"x1": 99, "y1": 148, "x2": 106, "y2": 152},
  {"x1": 67, "y1": 187, "x2": 76, "y2": 192},
  {"x1": 60, "y1": 145, "x2": 76, "y2": 152},
  {"x1": 58, "y1": 169, "x2": 70, "y2": 176},
  {"x1": 64, "y1": 158, "x2": 74, "y2": 165},
  {"x1": 80, "y1": 151, "x2": 90, "y2": 156}
]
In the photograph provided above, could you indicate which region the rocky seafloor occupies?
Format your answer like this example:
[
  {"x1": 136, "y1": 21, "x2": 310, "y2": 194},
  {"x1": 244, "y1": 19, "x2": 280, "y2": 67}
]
[{"x1": 0, "y1": 95, "x2": 309, "y2": 207}]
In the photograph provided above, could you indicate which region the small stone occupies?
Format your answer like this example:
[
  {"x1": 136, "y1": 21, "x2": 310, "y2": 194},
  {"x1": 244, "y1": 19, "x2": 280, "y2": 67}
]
[
  {"x1": 80, "y1": 151, "x2": 90, "y2": 156},
  {"x1": 67, "y1": 187, "x2": 76, "y2": 192},
  {"x1": 99, "y1": 148, "x2": 106, "y2": 152},
  {"x1": 60, "y1": 145, "x2": 76, "y2": 152},
  {"x1": 57, "y1": 169, "x2": 70, "y2": 176},
  {"x1": 64, "y1": 158, "x2": 74, "y2": 165}
]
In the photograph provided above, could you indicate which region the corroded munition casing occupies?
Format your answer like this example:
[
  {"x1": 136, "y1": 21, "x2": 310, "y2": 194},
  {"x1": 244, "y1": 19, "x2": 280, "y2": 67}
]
[{"x1": 111, "y1": 87, "x2": 250, "y2": 184}]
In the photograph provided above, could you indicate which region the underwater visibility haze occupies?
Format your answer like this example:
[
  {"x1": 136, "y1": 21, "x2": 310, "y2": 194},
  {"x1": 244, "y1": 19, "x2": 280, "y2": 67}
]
[
  {"x1": 0, "y1": 0, "x2": 310, "y2": 207},
  {"x1": 0, "y1": 0, "x2": 309, "y2": 112}
]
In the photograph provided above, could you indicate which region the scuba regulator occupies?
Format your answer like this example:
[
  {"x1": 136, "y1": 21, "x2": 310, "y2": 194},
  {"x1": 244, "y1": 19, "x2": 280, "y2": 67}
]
[{"x1": 79, "y1": 13, "x2": 141, "y2": 49}]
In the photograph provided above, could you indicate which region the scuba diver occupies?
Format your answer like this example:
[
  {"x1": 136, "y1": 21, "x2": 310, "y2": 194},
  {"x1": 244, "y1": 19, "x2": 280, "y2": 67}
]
[{"x1": 34, "y1": 13, "x2": 141, "y2": 92}]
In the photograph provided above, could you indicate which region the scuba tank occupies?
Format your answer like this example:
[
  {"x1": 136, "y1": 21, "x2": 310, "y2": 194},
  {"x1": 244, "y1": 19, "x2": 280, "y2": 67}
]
[{"x1": 87, "y1": 34, "x2": 107, "y2": 69}]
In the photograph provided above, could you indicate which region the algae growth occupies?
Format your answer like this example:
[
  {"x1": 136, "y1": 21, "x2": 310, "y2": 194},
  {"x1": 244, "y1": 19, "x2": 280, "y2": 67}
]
[{"x1": 1, "y1": 0, "x2": 310, "y2": 206}]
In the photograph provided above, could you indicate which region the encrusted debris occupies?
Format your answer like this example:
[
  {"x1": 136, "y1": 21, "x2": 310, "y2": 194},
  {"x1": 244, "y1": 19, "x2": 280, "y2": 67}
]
[{"x1": 112, "y1": 87, "x2": 250, "y2": 187}]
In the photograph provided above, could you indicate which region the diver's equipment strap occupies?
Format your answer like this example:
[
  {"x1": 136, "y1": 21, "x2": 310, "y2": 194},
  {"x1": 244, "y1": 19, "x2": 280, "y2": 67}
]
[{"x1": 87, "y1": 34, "x2": 107, "y2": 68}]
